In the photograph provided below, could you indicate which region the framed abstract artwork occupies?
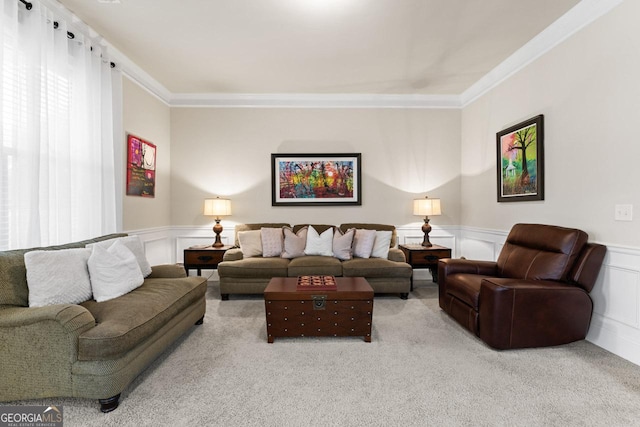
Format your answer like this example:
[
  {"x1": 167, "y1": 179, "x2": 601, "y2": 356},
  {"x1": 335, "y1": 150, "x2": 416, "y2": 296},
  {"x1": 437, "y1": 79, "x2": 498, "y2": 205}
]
[
  {"x1": 496, "y1": 115, "x2": 544, "y2": 202},
  {"x1": 126, "y1": 134, "x2": 156, "y2": 197},
  {"x1": 271, "y1": 153, "x2": 362, "y2": 206}
]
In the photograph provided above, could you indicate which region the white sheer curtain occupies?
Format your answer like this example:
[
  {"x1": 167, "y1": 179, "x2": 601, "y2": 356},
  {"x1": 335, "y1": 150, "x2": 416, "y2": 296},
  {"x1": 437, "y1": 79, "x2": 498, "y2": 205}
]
[{"x1": 1, "y1": 0, "x2": 117, "y2": 250}]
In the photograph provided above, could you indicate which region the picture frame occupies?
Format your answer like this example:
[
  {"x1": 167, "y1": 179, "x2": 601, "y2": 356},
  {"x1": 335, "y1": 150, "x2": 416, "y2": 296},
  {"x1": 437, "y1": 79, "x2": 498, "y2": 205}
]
[
  {"x1": 126, "y1": 134, "x2": 156, "y2": 198},
  {"x1": 271, "y1": 153, "x2": 362, "y2": 206},
  {"x1": 496, "y1": 115, "x2": 544, "y2": 202}
]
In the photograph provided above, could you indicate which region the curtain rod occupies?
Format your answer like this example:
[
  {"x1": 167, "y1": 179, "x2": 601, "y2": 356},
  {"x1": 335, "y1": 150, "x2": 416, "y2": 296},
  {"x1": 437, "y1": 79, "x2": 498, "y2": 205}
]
[{"x1": 18, "y1": 0, "x2": 116, "y2": 68}]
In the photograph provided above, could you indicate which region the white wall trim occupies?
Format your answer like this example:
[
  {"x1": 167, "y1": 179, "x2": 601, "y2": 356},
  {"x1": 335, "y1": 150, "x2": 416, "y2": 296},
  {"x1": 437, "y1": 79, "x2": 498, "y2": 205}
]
[{"x1": 169, "y1": 93, "x2": 462, "y2": 109}]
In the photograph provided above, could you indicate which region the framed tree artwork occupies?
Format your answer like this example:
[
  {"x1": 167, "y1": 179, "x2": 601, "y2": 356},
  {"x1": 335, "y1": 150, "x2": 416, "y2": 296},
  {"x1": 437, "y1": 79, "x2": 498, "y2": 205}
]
[
  {"x1": 126, "y1": 134, "x2": 156, "y2": 197},
  {"x1": 271, "y1": 153, "x2": 362, "y2": 206},
  {"x1": 496, "y1": 115, "x2": 544, "y2": 202}
]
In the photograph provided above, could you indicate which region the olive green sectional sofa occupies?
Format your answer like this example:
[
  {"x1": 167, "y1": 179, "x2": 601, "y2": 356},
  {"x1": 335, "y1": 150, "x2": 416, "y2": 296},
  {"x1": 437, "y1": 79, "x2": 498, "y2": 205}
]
[
  {"x1": 218, "y1": 223, "x2": 412, "y2": 300},
  {"x1": 0, "y1": 234, "x2": 207, "y2": 412}
]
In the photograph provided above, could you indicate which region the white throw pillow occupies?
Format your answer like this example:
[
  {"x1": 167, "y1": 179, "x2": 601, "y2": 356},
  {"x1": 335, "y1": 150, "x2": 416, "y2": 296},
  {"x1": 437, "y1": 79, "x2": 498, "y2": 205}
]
[
  {"x1": 333, "y1": 228, "x2": 355, "y2": 261},
  {"x1": 371, "y1": 230, "x2": 393, "y2": 259},
  {"x1": 352, "y1": 229, "x2": 377, "y2": 258},
  {"x1": 88, "y1": 240, "x2": 144, "y2": 303},
  {"x1": 304, "y1": 227, "x2": 334, "y2": 257},
  {"x1": 25, "y1": 248, "x2": 92, "y2": 307},
  {"x1": 281, "y1": 227, "x2": 307, "y2": 259},
  {"x1": 238, "y1": 230, "x2": 263, "y2": 258},
  {"x1": 261, "y1": 228, "x2": 283, "y2": 258},
  {"x1": 86, "y1": 235, "x2": 152, "y2": 277}
]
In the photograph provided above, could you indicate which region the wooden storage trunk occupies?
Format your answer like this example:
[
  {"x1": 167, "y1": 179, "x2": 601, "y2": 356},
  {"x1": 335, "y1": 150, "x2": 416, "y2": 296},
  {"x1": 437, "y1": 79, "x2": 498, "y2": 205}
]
[{"x1": 264, "y1": 277, "x2": 374, "y2": 343}]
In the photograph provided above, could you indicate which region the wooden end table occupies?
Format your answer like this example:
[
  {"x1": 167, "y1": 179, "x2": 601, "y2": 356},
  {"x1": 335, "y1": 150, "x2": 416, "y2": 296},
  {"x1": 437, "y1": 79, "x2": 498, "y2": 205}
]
[
  {"x1": 183, "y1": 245, "x2": 231, "y2": 276},
  {"x1": 399, "y1": 244, "x2": 452, "y2": 290},
  {"x1": 264, "y1": 277, "x2": 374, "y2": 343}
]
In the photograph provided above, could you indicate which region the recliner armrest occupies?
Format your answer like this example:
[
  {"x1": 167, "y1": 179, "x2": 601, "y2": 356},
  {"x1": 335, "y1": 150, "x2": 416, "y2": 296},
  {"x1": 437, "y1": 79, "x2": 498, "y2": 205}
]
[
  {"x1": 478, "y1": 278, "x2": 593, "y2": 349},
  {"x1": 438, "y1": 258, "x2": 497, "y2": 278}
]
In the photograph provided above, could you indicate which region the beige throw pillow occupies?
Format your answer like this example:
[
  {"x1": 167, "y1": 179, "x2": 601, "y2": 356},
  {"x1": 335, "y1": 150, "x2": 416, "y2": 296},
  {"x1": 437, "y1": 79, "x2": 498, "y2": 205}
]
[
  {"x1": 281, "y1": 226, "x2": 307, "y2": 259},
  {"x1": 352, "y1": 229, "x2": 377, "y2": 258},
  {"x1": 86, "y1": 235, "x2": 152, "y2": 277},
  {"x1": 238, "y1": 230, "x2": 263, "y2": 258},
  {"x1": 333, "y1": 228, "x2": 355, "y2": 260},
  {"x1": 25, "y1": 248, "x2": 92, "y2": 307},
  {"x1": 88, "y1": 240, "x2": 144, "y2": 302},
  {"x1": 371, "y1": 230, "x2": 393, "y2": 259},
  {"x1": 261, "y1": 228, "x2": 284, "y2": 258},
  {"x1": 304, "y1": 226, "x2": 334, "y2": 257}
]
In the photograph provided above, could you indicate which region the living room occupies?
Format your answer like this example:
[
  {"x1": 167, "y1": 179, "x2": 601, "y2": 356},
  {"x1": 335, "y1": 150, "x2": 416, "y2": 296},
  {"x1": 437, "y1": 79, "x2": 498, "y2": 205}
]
[
  {"x1": 122, "y1": 0, "x2": 640, "y2": 366},
  {"x1": 2, "y1": 0, "x2": 640, "y2": 424}
]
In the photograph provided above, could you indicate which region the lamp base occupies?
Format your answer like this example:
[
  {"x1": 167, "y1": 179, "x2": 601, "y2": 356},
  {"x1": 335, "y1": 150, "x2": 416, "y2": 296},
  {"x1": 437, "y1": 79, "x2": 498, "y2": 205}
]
[
  {"x1": 421, "y1": 218, "x2": 433, "y2": 247},
  {"x1": 212, "y1": 220, "x2": 224, "y2": 248}
]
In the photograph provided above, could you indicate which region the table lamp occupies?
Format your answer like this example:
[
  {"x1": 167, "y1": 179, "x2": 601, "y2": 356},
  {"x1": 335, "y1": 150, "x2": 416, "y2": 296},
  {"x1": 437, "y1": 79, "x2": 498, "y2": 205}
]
[
  {"x1": 413, "y1": 196, "x2": 441, "y2": 247},
  {"x1": 204, "y1": 197, "x2": 231, "y2": 247}
]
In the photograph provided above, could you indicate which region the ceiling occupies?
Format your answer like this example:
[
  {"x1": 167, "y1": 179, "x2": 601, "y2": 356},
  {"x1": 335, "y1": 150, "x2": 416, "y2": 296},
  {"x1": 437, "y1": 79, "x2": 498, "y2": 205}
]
[{"x1": 57, "y1": 0, "x2": 582, "y2": 95}]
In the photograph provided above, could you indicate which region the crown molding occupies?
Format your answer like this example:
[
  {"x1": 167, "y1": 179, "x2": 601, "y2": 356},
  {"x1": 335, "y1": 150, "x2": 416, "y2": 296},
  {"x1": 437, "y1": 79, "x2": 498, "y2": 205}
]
[
  {"x1": 169, "y1": 93, "x2": 462, "y2": 109},
  {"x1": 460, "y1": 0, "x2": 624, "y2": 107},
  {"x1": 108, "y1": 45, "x2": 173, "y2": 106}
]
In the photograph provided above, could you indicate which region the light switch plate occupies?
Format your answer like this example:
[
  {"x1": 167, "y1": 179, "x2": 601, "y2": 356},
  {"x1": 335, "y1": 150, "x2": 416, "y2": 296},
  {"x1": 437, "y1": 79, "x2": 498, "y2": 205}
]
[{"x1": 615, "y1": 204, "x2": 633, "y2": 221}]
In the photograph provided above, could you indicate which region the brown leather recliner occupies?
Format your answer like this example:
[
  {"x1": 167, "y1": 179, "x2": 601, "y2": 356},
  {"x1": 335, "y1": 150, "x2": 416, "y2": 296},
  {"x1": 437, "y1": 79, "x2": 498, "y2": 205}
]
[{"x1": 438, "y1": 223, "x2": 606, "y2": 349}]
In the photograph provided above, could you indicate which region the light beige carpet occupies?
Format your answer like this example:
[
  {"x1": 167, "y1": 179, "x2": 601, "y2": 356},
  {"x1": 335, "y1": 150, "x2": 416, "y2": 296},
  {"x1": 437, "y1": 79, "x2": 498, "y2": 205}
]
[{"x1": 9, "y1": 282, "x2": 640, "y2": 426}]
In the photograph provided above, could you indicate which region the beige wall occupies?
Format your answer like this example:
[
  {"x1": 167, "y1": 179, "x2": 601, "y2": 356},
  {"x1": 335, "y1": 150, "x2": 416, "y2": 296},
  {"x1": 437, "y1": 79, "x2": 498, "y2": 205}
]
[
  {"x1": 170, "y1": 108, "x2": 461, "y2": 230},
  {"x1": 122, "y1": 77, "x2": 172, "y2": 230},
  {"x1": 460, "y1": 0, "x2": 639, "y2": 246}
]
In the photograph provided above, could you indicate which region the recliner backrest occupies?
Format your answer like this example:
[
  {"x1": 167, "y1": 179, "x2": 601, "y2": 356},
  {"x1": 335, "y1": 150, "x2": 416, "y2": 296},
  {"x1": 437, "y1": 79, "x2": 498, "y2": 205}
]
[{"x1": 496, "y1": 223, "x2": 588, "y2": 281}]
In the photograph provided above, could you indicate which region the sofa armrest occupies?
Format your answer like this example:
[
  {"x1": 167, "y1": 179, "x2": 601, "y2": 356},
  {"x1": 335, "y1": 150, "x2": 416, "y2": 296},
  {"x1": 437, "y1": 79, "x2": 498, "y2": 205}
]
[
  {"x1": 0, "y1": 304, "x2": 95, "y2": 330},
  {"x1": 387, "y1": 248, "x2": 405, "y2": 262},
  {"x1": 478, "y1": 278, "x2": 593, "y2": 349},
  {"x1": 223, "y1": 248, "x2": 244, "y2": 261},
  {"x1": 148, "y1": 264, "x2": 187, "y2": 278},
  {"x1": 0, "y1": 304, "x2": 96, "y2": 400}
]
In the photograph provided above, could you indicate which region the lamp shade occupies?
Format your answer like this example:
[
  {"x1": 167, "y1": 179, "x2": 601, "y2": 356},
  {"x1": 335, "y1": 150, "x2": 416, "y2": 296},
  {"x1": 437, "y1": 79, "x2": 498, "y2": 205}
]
[
  {"x1": 413, "y1": 198, "x2": 441, "y2": 216},
  {"x1": 204, "y1": 198, "x2": 231, "y2": 217}
]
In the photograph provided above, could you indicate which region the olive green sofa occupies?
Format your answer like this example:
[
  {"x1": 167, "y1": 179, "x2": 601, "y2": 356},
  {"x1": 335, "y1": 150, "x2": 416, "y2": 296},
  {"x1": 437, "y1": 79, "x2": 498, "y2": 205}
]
[
  {"x1": 0, "y1": 234, "x2": 207, "y2": 412},
  {"x1": 218, "y1": 223, "x2": 413, "y2": 300}
]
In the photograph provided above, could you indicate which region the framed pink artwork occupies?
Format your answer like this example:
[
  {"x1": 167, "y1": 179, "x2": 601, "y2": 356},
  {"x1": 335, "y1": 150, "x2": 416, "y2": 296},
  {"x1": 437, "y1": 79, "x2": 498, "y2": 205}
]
[{"x1": 126, "y1": 134, "x2": 156, "y2": 197}]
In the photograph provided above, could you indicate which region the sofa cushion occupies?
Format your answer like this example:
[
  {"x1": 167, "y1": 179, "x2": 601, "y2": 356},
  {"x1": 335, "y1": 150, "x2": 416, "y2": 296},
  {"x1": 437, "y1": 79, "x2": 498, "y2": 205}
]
[
  {"x1": 238, "y1": 230, "x2": 263, "y2": 258},
  {"x1": 444, "y1": 273, "x2": 491, "y2": 310},
  {"x1": 288, "y1": 256, "x2": 343, "y2": 277},
  {"x1": 0, "y1": 233, "x2": 126, "y2": 307},
  {"x1": 333, "y1": 228, "x2": 355, "y2": 261},
  {"x1": 24, "y1": 248, "x2": 93, "y2": 307},
  {"x1": 87, "y1": 241, "x2": 144, "y2": 303},
  {"x1": 371, "y1": 231, "x2": 393, "y2": 259},
  {"x1": 261, "y1": 228, "x2": 284, "y2": 258},
  {"x1": 340, "y1": 223, "x2": 397, "y2": 248},
  {"x1": 86, "y1": 235, "x2": 152, "y2": 277},
  {"x1": 234, "y1": 223, "x2": 290, "y2": 246},
  {"x1": 341, "y1": 258, "x2": 412, "y2": 279},
  {"x1": 304, "y1": 226, "x2": 334, "y2": 257},
  {"x1": 218, "y1": 257, "x2": 290, "y2": 278},
  {"x1": 77, "y1": 276, "x2": 206, "y2": 360},
  {"x1": 281, "y1": 227, "x2": 307, "y2": 259},
  {"x1": 353, "y1": 229, "x2": 377, "y2": 258}
]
